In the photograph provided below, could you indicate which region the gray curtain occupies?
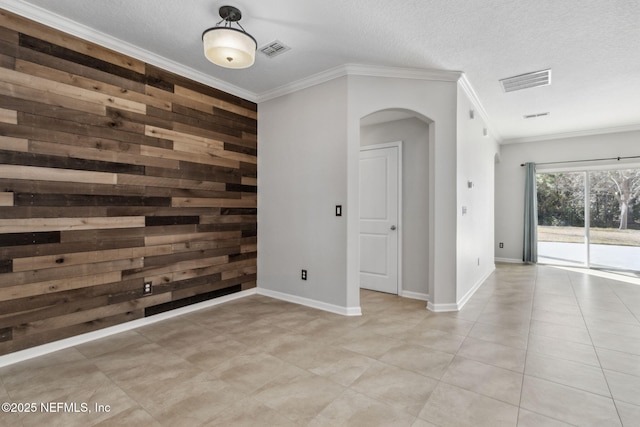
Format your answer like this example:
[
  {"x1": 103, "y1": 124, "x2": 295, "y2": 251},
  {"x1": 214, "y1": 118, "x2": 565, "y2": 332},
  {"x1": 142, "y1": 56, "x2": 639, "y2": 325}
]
[{"x1": 523, "y1": 162, "x2": 538, "y2": 263}]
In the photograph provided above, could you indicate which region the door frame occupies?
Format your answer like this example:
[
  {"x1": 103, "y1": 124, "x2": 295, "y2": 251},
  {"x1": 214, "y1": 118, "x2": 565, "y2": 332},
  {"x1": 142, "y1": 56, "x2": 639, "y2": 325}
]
[
  {"x1": 359, "y1": 140, "x2": 403, "y2": 294},
  {"x1": 537, "y1": 165, "x2": 640, "y2": 273}
]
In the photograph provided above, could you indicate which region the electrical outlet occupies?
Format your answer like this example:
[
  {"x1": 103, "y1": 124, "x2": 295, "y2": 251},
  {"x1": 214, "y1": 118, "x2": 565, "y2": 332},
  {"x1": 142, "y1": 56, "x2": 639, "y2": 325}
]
[
  {"x1": 301, "y1": 269, "x2": 307, "y2": 280},
  {"x1": 143, "y1": 281, "x2": 153, "y2": 295},
  {"x1": 499, "y1": 242, "x2": 504, "y2": 248}
]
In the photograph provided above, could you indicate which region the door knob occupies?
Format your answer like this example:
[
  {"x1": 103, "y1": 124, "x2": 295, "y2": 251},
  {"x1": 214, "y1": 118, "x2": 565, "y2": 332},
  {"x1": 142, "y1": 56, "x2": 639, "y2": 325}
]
[{"x1": 390, "y1": 225, "x2": 397, "y2": 230}]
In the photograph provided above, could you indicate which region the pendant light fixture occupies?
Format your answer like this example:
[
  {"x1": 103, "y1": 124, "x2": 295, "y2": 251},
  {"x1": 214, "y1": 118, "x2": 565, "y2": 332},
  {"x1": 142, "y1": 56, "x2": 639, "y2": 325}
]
[{"x1": 202, "y1": 5, "x2": 257, "y2": 69}]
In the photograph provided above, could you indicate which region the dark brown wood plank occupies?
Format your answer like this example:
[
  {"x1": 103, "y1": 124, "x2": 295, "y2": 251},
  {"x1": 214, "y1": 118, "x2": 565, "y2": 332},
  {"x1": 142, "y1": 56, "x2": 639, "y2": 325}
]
[
  {"x1": 0, "y1": 259, "x2": 12, "y2": 273},
  {"x1": 224, "y1": 142, "x2": 258, "y2": 157},
  {"x1": 14, "y1": 193, "x2": 171, "y2": 207},
  {"x1": 0, "y1": 149, "x2": 146, "y2": 175},
  {"x1": 0, "y1": 234, "x2": 144, "y2": 260},
  {"x1": 171, "y1": 274, "x2": 256, "y2": 301},
  {"x1": 0, "y1": 206, "x2": 110, "y2": 219},
  {"x1": 0, "y1": 178, "x2": 145, "y2": 198},
  {"x1": 0, "y1": 231, "x2": 61, "y2": 247},
  {"x1": 0, "y1": 51, "x2": 14, "y2": 68},
  {"x1": 145, "y1": 216, "x2": 200, "y2": 227},
  {"x1": 0, "y1": 25, "x2": 18, "y2": 44}
]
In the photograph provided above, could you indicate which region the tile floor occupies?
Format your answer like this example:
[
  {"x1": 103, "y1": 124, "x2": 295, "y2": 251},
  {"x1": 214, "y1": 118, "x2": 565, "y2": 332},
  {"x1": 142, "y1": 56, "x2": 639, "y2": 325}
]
[{"x1": 1, "y1": 263, "x2": 640, "y2": 426}]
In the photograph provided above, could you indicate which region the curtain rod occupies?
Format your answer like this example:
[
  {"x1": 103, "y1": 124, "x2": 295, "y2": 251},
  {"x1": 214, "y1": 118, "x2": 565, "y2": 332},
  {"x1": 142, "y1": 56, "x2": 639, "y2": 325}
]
[{"x1": 520, "y1": 155, "x2": 640, "y2": 167}]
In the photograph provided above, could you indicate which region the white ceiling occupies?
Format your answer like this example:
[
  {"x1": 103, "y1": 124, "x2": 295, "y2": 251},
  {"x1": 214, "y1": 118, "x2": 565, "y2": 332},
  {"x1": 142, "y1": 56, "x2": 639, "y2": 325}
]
[{"x1": 3, "y1": 0, "x2": 640, "y2": 143}]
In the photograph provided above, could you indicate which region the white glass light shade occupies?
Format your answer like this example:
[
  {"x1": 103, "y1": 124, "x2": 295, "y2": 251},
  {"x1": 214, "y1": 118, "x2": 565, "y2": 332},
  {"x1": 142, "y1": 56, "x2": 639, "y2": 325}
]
[{"x1": 203, "y1": 27, "x2": 257, "y2": 69}]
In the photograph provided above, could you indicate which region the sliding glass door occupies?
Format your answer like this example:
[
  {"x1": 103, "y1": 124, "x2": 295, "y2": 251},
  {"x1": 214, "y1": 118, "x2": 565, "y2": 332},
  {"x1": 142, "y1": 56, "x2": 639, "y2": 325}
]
[
  {"x1": 537, "y1": 172, "x2": 586, "y2": 266},
  {"x1": 588, "y1": 169, "x2": 640, "y2": 273},
  {"x1": 537, "y1": 168, "x2": 640, "y2": 274}
]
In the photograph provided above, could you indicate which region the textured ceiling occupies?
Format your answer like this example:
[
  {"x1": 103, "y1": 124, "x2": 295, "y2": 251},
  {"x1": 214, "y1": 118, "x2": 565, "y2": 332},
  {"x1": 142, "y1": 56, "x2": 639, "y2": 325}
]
[{"x1": 3, "y1": 0, "x2": 640, "y2": 142}]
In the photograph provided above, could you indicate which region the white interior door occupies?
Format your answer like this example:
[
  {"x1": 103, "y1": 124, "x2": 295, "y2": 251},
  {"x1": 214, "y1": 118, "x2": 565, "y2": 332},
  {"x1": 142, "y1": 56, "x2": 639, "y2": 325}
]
[{"x1": 359, "y1": 144, "x2": 400, "y2": 294}]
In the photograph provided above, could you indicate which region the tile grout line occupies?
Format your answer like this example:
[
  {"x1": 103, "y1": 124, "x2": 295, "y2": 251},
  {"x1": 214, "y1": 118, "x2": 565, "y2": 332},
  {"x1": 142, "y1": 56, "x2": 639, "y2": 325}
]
[
  {"x1": 515, "y1": 264, "x2": 537, "y2": 426},
  {"x1": 567, "y1": 268, "x2": 624, "y2": 426}
]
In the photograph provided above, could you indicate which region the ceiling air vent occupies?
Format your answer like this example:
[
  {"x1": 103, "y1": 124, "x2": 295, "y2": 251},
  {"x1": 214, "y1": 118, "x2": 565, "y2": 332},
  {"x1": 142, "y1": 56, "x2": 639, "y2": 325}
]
[
  {"x1": 523, "y1": 112, "x2": 550, "y2": 119},
  {"x1": 259, "y1": 40, "x2": 291, "y2": 58},
  {"x1": 500, "y1": 69, "x2": 551, "y2": 93}
]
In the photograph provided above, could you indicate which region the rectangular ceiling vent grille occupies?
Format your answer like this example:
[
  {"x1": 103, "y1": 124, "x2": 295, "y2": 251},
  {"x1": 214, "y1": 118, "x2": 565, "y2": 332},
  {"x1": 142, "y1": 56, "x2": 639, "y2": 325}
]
[
  {"x1": 259, "y1": 40, "x2": 291, "y2": 58},
  {"x1": 500, "y1": 69, "x2": 551, "y2": 93},
  {"x1": 523, "y1": 112, "x2": 550, "y2": 119}
]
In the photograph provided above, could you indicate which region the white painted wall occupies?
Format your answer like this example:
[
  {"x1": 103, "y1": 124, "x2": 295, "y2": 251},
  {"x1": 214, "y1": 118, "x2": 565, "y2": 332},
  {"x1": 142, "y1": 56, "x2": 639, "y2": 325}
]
[
  {"x1": 495, "y1": 130, "x2": 640, "y2": 262},
  {"x1": 361, "y1": 117, "x2": 430, "y2": 298},
  {"x1": 259, "y1": 70, "x2": 499, "y2": 314},
  {"x1": 347, "y1": 75, "x2": 459, "y2": 310},
  {"x1": 456, "y1": 87, "x2": 499, "y2": 305},
  {"x1": 258, "y1": 77, "x2": 350, "y2": 310}
]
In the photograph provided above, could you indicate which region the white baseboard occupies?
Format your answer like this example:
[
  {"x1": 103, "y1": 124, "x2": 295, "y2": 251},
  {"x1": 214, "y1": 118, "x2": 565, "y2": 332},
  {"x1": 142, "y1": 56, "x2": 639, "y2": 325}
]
[
  {"x1": 427, "y1": 301, "x2": 459, "y2": 312},
  {"x1": 400, "y1": 290, "x2": 430, "y2": 301},
  {"x1": 0, "y1": 288, "x2": 257, "y2": 368},
  {"x1": 428, "y1": 265, "x2": 496, "y2": 312},
  {"x1": 495, "y1": 257, "x2": 523, "y2": 264},
  {"x1": 456, "y1": 265, "x2": 495, "y2": 310},
  {"x1": 257, "y1": 288, "x2": 362, "y2": 316}
]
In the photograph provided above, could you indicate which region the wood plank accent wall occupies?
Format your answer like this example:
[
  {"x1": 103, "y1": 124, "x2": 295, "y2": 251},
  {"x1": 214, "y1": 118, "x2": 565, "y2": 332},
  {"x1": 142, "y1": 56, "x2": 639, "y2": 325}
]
[{"x1": 0, "y1": 10, "x2": 257, "y2": 355}]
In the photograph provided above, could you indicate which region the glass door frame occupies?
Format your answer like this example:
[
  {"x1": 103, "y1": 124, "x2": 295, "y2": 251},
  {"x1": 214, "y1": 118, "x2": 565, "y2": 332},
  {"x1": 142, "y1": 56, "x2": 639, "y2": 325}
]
[
  {"x1": 537, "y1": 162, "x2": 640, "y2": 274},
  {"x1": 584, "y1": 171, "x2": 591, "y2": 269}
]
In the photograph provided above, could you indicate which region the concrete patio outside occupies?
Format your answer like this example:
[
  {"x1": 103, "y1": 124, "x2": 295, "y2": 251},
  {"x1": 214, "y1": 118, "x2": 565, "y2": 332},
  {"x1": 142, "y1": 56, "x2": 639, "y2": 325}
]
[{"x1": 539, "y1": 241, "x2": 640, "y2": 274}]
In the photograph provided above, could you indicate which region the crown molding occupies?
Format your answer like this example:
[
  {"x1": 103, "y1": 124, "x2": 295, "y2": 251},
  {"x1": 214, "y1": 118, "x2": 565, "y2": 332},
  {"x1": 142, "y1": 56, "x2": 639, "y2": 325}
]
[
  {"x1": 255, "y1": 64, "x2": 349, "y2": 103},
  {"x1": 502, "y1": 123, "x2": 640, "y2": 145},
  {"x1": 256, "y1": 63, "x2": 464, "y2": 103},
  {"x1": 0, "y1": 0, "x2": 258, "y2": 102},
  {"x1": 458, "y1": 74, "x2": 502, "y2": 142},
  {"x1": 344, "y1": 64, "x2": 462, "y2": 82}
]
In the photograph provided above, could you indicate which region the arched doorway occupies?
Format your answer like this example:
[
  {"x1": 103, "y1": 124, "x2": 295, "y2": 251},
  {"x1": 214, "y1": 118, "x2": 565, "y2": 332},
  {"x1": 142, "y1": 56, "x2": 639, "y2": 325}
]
[{"x1": 359, "y1": 109, "x2": 431, "y2": 300}]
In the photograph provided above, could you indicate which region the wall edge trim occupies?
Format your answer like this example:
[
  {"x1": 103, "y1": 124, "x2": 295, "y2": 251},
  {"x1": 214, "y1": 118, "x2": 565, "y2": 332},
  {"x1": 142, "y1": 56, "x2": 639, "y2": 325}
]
[
  {"x1": 257, "y1": 287, "x2": 362, "y2": 316},
  {"x1": 458, "y1": 74, "x2": 502, "y2": 142},
  {"x1": 427, "y1": 301, "x2": 458, "y2": 312},
  {"x1": 399, "y1": 290, "x2": 430, "y2": 301},
  {"x1": 256, "y1": 64, "x2": 464, "y2": 103},
  {"x1": 456, "y1": 264, "x2": 496, "y2": 310},
  {"x1": 502, "y1": 124, "x2": 640, "y2": 145},
  {"x1": 495, "y1": 257, "x2": 524, "y2": 264}
]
